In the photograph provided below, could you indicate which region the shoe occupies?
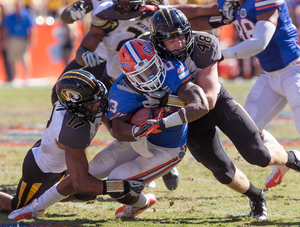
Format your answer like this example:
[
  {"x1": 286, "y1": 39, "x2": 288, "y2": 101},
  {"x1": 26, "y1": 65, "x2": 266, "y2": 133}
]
[
  {"x1": 145, "y1": 181, "x2": 156, "y2": 188},
  {"x1": 8, "y1": 199, "x2": 45, "y2": 219},
  {"x1": 249, "y1": 191, "x2": 267, "y2": 220},
  {"x1": 286, "y1": 150, "x2": 300, "y2": 171},
  {"x1": 162, "y1": 167, "x2": 179, "y2": 191},
  {"x1": 264, "y1": 165, "x2": 290, "y2": 188},
  {"x1": 115, "y1": 193, "x2": 156, "y2": 218}
]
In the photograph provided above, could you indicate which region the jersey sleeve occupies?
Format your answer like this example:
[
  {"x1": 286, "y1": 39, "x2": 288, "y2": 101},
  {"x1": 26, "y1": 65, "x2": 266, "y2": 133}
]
[
  {"x1": 163, "y1": 60, "x2": 191, "y2": 95},
  {"x1": 58, "y1": 111, "x2": 90, "y2": 148},
  {"x1": 255, "y1": 0, "x2": 283, "y2": 15},
  {"x1": 191, "y1": 31, "x2": 221, "y2": 69}
]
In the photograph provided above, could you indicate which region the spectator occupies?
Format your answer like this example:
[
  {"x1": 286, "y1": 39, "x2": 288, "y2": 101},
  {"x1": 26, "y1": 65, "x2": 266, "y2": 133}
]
[
  {"x1": 1, "y1": 1, "x2": 34, "y2": 84},
  {"x1": 0, "y1": 4, "x2": 12, "y2": 82}
]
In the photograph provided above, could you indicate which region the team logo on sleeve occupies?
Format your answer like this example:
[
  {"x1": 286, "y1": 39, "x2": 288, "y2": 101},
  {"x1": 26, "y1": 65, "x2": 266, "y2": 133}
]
[
  {"x1": 240, "y1": 8, "x2": 246, "y2": 18},
  {"x1": 61, "y1": 89, "x2": 82, "y2": 103}
]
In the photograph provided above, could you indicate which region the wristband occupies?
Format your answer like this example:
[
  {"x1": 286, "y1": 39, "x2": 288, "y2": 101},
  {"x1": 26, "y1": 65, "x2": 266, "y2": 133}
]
[
  {"x1": 208, "y1": 16, "x2": 226, "y2": 28},
  {"x1": 163, "y1": 108, "x2": 186, "y2": 128},
  {"x1": 103, "y1": 180, "x2": 125, "y2": 194}
]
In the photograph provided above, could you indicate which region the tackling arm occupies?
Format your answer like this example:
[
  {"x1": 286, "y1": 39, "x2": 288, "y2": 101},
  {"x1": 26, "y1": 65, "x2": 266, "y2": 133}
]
[
  {"x1": 75, "y1": 27, "x2": 105, "y2": 66},
  {"x1": 176, "y1": 81, "x2": 210, "y2": 123},
  {"x1": 58, "y1": 142, "x2": 143, "y2": 196},
  {"x1": 195, "y1": 62, "x2": 219, "y2": 110},
  {"x1": 133, "y1": 81, "x2": 209, "y2": 139}
]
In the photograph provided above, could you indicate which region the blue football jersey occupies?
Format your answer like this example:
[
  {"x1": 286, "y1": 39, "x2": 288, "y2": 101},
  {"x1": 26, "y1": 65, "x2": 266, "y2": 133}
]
[
  {"x1": 107, "y1": 59, "x2": 190, "y2": 148},
  {"x1": 218, "y1": 0, "x2": 300, "y2": 71}
]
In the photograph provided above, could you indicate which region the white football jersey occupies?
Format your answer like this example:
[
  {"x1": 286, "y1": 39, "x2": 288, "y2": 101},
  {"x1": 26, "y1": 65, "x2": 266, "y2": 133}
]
[
  {"x1": 92, "y1": 2, "x2": 152, "y2": 80},
  {"x1": 32, "y1": 102, "x2": 102, "y2": 173}
]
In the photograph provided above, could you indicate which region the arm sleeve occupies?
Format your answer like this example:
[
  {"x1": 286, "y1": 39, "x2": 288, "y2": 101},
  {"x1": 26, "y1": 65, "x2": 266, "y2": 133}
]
[{"x1": 221, "y1": 20, "x2": 276, "y2": 59}]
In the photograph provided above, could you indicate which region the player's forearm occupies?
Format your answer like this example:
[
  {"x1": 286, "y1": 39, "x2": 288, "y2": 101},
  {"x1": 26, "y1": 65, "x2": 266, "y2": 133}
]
[
  {"x1": 174, "y1": 4, "x2": 219, "y2": 19},
  {"x1": 75, "y1": 32, "x2": 103, "y2": 65},
  {"x1": 222, "y1": 20, "x2": 276, "y2": 59},
  {"x1": 178, "y1": 83, "x2": 210, "y2": 123},
  {"x1": 189, "y1": 16, "x2": 215, "y2": 31}
]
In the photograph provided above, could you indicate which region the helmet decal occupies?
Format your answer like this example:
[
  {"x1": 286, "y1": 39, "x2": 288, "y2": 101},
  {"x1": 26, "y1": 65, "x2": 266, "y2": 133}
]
[
  {"x1": 119, "y1": 39, "x2": 166, "y2": 92},
  {"x1": 61, "y1": 89, "x2": 82, "y2": 103},
  {"x1": 56, "y1": 69, "x2": 108, "y2": 121}
]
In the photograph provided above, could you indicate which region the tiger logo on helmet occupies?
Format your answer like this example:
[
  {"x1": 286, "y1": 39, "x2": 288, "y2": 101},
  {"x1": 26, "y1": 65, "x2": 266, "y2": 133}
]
[{"x1": 118, "y1": 38, "x2": 166, "y2": 92}]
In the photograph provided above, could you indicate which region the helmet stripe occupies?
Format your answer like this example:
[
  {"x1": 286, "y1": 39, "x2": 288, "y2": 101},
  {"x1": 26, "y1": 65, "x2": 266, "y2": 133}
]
[
  {"x1": 124, "y1": 41, "x2": 143, "y2": 64},
  {"x1": 60, "y1": 70, "x2": 96, "y2": 89},
  {"x1": 161, "y1": 8, "x2": 174, "y2": 28}
]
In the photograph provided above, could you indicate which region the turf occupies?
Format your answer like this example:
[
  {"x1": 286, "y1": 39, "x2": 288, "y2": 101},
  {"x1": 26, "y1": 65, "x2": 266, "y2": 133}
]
[{"x1": 0, "y1": 80, "x2": 299, "y2": 227}]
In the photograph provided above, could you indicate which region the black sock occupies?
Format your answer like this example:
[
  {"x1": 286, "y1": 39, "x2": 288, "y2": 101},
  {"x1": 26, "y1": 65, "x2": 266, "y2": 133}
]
[
  {"x1": 243, "y1": 182, "x2": 262, "y2": 201},
  {"x1": 286, "y1": 151, "x2": 296, "y2": 168}
]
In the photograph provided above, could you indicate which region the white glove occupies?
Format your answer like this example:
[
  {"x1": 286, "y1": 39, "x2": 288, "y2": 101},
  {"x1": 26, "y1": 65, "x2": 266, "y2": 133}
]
[
  {"x1": 142, "y1": 90, "x2": 169, "y2": 108},
  {"x1": 220, "y1": 0, "x2": 238, "y2": 24},
  {"x1": 82, "y1": 51, "x2": 105, "y2": 68},
  {"x1": 70, "y1": 0, "x2": 88, "y2": 21}
]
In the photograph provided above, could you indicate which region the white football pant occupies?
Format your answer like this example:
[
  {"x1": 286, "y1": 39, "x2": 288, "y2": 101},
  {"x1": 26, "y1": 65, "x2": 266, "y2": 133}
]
[
  {"x1": 88, "y1": 140, "x2": 185, "y2": 183},
  {"x1": 244, "y1": 57, "x2": 300, "y2": 134}
]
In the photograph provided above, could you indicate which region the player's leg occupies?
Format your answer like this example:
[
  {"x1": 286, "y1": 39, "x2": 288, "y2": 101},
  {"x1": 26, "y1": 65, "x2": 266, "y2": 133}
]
[
  {"x1": 8, "y1": 145, "x2": 66, "y2": 219},
  {"x1": 110, "y1": 143, "x2": 186, "y2": 218},
  {"x1": 9, "y1": 140, "x2": 140, "y2": 219},
  {"x1": 245, "y1": 71, "x2": 299, "y2": 187},
  {"x1": 187, "y1": 88, "x2": 267, "y2": 219}
]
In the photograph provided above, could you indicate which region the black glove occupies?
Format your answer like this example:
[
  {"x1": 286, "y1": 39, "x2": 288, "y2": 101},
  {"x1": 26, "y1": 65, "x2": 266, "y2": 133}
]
[{"x1": 124, "y1": 180, "x2": 145, "y2": 196}]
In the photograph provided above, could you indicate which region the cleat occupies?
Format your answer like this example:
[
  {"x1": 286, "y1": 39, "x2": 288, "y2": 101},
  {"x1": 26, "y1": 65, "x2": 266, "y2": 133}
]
[
  {"x1": 115, "y1": 193, "x2": 156, "y2": 218},
  {"x1": 146, "y1": 181, "x2": 156, "y2": 188},
  {"x1": 249, "y1": 191, "x2": 267, "y2": 220},
  {"x1": 8, "y1": 199, "x2": 45, "y2": 219},
  {"x1": 286, "y1": 150, "x2": 300, "y2": 171},
  {"x1": 162, "y1": 167, "x2": 179, "y2": 191},
  {"x1": 264, "y1": 165, "x2": 290, "y2": 188}
]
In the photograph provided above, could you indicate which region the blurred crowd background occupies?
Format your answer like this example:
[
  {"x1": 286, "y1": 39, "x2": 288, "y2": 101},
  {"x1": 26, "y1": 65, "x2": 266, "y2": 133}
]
[{"x1": 0, "y1": 0, "x2": 300, "y2": 87}]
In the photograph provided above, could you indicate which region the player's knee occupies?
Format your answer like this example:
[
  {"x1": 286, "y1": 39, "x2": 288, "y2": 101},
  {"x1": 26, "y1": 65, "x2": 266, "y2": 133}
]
[
  {"x1": 73, "y1": 193, "x2": 97, "y2": 201},
  {"x1": 213, "y1": 169, "x2": 235, "y2": 184},
  {"x1": 209, "y1": 164, "x2": 235, "y2": 184},
  {"x1": 243, "y1": 147, "x2": 270, "y2": 167}
]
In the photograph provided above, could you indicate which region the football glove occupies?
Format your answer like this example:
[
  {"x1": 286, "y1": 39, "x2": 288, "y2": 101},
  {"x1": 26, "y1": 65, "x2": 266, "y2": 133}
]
[
  {"x1": 82, "y1": 51, "x2": 105, "y2": 68},
  {"x1": 139, "y1": 5, "x2": 159, "y2": 20},
  {"x1": 124, "y1": 180, "x2": 145, "y2": 196},
  {"x1": 219, "y1": 0, "x2": 239, "y2": 24},
  {"x1": 142, "y1": 90, "x2": 169, "y2": 108},
  {"x1": 134, "y1": 118, "x2": 166, "y2": 138},
  {"x1": 70, "y1": 0, "x2": 89, "y2": 21}
]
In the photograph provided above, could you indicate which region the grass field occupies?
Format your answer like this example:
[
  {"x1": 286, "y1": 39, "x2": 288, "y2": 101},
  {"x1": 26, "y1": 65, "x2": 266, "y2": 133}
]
[{"x1": 0, "y1": 79, "x2": 300, "y2": 227}]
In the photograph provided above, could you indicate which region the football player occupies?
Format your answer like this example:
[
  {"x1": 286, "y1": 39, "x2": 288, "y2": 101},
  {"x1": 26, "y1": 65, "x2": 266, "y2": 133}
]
[
  {"x1": 3, "y1": 69, "x2": 144, "y2": 218},
  {"x1": 147, "y1": 7, "x2": 300, "y2": 219},
  {"x1": 182, "y1": 0, "x2": 300, "y2": 189},
  {"x1": 51, "y1": 0, "x2": 208, "y2": 192},
  {"x1": 9, "y1": 39, "x2": 209, "y2": 219}
]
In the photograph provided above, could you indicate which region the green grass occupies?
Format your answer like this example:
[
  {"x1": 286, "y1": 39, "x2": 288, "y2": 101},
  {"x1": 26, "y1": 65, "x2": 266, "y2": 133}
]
[{"x1": 0, "y1": 80, "x2": 300, "y2": 227}]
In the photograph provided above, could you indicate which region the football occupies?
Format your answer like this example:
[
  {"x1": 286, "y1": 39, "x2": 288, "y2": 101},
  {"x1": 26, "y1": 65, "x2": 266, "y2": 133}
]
[{"x1": 130, "y1": 107, "x2": 161, "y2": 126}]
